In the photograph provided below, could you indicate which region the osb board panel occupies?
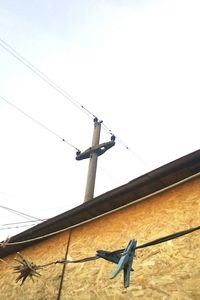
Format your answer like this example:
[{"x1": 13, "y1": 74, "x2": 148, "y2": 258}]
[
  {"x1": 0, "y1": 231, "x2": 70, "y2": 300},
  {"x1": 61, "y1": 177, "x2": 200, "y2": 299}
]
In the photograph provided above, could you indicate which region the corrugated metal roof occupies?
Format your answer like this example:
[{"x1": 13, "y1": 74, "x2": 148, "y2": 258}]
[{"x1": 1, "y1": 149, "x2": 200, "y2": 258}]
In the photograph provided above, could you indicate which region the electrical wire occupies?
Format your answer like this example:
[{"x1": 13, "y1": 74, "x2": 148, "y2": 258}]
[
  {"x1": 0, "y1": 37, "x2": 149, "y2": 168},
  {"x1": 39, "y1": 255, "x2": 100, "y2": 268},
  {"x1": 110, "y1": 225, "x2": 200, "y2": 255},
  {"x1": 27, "y1": 225, "x2": 200, "y2": 270},
  {"x1": 0, "y1": 95, "x2": 80, "y2": 151},
  {"x1": 7, "y1": 225, "x2": 199, "y2": 288},
  {"x1": 101, "y1": 123, "x2": 151, "y2": 169},
  {"x1": 0, "y1": 204, "x2": 44, "y2": 221},
  {"x1": 115, "y1": 136, "x2": 151, "y2": 168},
  {"x1": 1, "y1": 171, "x2": 199, "y2": 246},
  {"x1": 98, "y1": 165, "x2": 120, "y2": 185},
  {"x1": 0, "y1": 220, "x2": 46, "y2": 230},
  {"x1": 28, "y1": 225, "x2": 200, "y2": 262},
  {"x1": 136, "y1": 225, "x2": 200, "y2": 249},
  {"x1": 4, "y1": 225, "x2": 199, "y2": 259},
  {"x1": 0, "y1": 223, "x2": 40, "y2": 231},
  {"x1": 0, "y1": 37, "x2": 96, "y2": 120},
  {"x1": 1, "y1": 220, "x2": 46, "y2": 226}
]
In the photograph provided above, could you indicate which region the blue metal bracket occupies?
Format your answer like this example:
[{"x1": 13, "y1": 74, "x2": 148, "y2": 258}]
[{"x1": 110, "y1": 240, "x2": 137, "y2": 288}]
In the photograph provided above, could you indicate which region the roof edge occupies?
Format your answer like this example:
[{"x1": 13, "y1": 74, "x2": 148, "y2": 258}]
[{"x1": 1, "y1": 149, "x2": 200, "y2": 258}]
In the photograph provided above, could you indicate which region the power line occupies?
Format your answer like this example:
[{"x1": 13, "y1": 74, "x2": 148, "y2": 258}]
[
  {"x1": 0, "y1": 205, "x2": 44, "y2": 221},
  {"x1": 0, "y1": 95, "x2": 80, "y2": 151},
  {"x1": 115, "y1": 136, "x2": 151, "y2": 169},
  {"x1": 0, "y1": 204, "x2": 44, "y2": 221},
  {"x1": 1, "y1": 220, "x2": 46, "y2": 226},
  {"x1": 0, "y1": 223, "x2": 40, "y2": 231},
  {"x1": 0, "y1": 220, "x2": 46, "y2": 231},
  {"x1": 0, "y1": 37, "x2": 149, "y2": 168},
  {"x1": 101, "y1": 123, "x2": 151, "y2": 169},
  {"x1": 1, "y1": 223, "x2": 199, "y2": 250},
  {"x1": 98, "y1": 166, "x2": 120, "y2": 185},
  {"x1": 0, "y1": 170, "x2": 196, "y2": 248},
  {"x1": 1, "y1": 172, "x2": 198, "y2": 246},
  {"x1": 0, "y1": 37, "x2": 96, "y2": 120}
]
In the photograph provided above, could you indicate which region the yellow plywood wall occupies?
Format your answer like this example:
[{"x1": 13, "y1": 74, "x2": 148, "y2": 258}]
[
  {"x1": 0, "y1": 176, "x2": 200, "y2": 299},
  {"x1": 0, "y1": 231, "x2": 70, "y2": 300},
  {"x1": 61, "y1": 177, "x2": 200, "y2": 300}
]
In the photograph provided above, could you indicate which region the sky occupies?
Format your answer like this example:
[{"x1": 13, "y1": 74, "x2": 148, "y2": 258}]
[{"x1": 0, "y1": 0, "x2": 199, "y2": 241}]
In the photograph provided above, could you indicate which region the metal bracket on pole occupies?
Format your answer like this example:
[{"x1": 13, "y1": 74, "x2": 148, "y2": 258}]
[
  {"x1": 76, "y1": 117, "x2": 115, "y2": 202},
  {"x1": 76, "y1": 140, "x2": 115, "y2": 161}
]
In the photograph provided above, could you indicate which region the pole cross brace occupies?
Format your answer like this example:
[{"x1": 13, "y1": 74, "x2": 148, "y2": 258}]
[
  {"x1": 96, "y1": 239, "x2": 137, "y2": 288},
  {"x1": 76, "y1": 139, "x2": 115, "y2": 161}
]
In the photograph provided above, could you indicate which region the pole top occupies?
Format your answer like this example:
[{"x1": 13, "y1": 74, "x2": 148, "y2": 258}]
[{"x1": 93, "y1": 117, "x2": 103, "y2": 125}]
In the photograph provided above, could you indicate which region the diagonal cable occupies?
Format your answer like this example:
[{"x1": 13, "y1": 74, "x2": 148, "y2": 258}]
[
  {"x1": 0, "y1": 37, "x2": 95, "y2": 119},
  {"x1": 0, "y1": 95, "x2": 79, "y2": 151}
]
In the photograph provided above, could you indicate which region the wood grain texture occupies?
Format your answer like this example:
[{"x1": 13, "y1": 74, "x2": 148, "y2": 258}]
[
  {"x1": 0, "y1": 177, "x2": 200, "y2": 299},
  {"x1": 0, "y1": 231, "x2": 70, "y2": 300},
  {"x1": 61, "y1": 177, "x2": 200, "y2": 299}
]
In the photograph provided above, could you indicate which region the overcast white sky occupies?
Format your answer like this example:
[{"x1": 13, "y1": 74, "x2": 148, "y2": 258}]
[{"x1": 0, "y1": 0, "x2": 199, "y2": 241}]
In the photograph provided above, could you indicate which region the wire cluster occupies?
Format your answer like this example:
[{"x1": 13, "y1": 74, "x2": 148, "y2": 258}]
[{"x1": 0, "y1": 37, "x2": 149, "y2": 167}]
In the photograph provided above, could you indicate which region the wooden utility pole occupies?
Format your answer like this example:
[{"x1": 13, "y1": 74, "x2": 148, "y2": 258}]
[
  {"x1": 76, "y1": 118, "x2": 115, "y2": 202},
  {"x1": 84, "y1": 119, "x2": 101, "y2": 202}
]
